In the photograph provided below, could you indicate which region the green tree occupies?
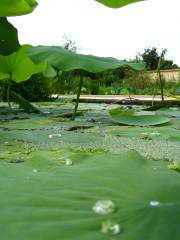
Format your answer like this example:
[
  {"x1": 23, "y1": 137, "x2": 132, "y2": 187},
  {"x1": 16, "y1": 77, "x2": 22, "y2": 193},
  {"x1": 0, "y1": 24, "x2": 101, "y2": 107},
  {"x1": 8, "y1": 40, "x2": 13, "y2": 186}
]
[
  {"x1": 140, "y1": 47, "x2": 165, "y2": 70},
  {"x1": 139, "y1": 47, "x2": 178, "y2": 70}
]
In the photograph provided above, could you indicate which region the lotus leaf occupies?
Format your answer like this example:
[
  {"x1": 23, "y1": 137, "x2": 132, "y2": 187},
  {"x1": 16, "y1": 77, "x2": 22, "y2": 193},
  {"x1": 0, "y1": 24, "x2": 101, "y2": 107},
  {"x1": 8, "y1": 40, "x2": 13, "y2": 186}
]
[
  {"x1": 0, "y1": 0, "x2": 144, "y2": 18},
  {"x1": 0, "y1": 151, "x2": 180, "y2": 240},
  {"x1": 156, "y1": 108, "x2": 180, "y2": 118},
  {"x1": 95, "y1": 0, "x2": 145, "y2": 8},
  {"x1": 0, "y1": 45, "x2": 46, "y2": 83},
  {"x1": 28, "y1": 46, "x2": 145, "y2": 73},
  {"x1": 109, "y1": 107, "x2": 170, "y2": 126},
  {"x1": 0, "y1": 18, "x2": 20, "y2": 55},
  {"x1": 0, "y1": 0, "x2": 38, "y2": 17}
]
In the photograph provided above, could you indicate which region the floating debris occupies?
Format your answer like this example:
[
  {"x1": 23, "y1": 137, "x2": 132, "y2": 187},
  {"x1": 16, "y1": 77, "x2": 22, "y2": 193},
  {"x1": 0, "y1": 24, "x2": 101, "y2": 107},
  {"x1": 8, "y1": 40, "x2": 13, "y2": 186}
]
[
  {"x1": 64, "y1": 158, "x2": 73, "y2": 166},
  {"x1": 33, "y1": 168, "x2": 38, "y2": 173},
  {"x1": 150, "y1": 201, "x2": 160, "y2": 207},
  {"x1": 101, "y1": 220, "x2": 121, "y2": 235},
  {"x1": 168, "y1": 163, "x2": 180, "y2": 172},
  {"x1": 140, "y1": 132, "x2": 160, "y2": 140},
  {"x1": 150, "y1": 132, "x2": 161, "y2": 136},
  {"x1": 59, "y1": 157, "x2": 73, "y2": 166},
  {"x1": 92, "y1": 200, "x2": 117, "y2": 215},
  {"x1": 140, "y1": 132, "x2": 152, "y2": 140},
  {"x1": 55, "y1": 111, "x2": 83, "y2": 119},
  {"x1": 9, "y1": 159, "x2": 25, "y2": 164},
  {"x1": 66, "y1": 125, "x2": 94, "y2": 131},
  {"x1": 48, "y1": 134, "x2": 62, "y2": 139}
]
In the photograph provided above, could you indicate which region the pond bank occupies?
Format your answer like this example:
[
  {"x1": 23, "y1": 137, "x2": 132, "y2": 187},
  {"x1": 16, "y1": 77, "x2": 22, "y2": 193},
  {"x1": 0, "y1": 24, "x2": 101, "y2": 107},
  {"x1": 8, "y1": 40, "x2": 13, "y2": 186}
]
[{"x1": 54, "y1": 95, "x2": 180, "y2": 106}]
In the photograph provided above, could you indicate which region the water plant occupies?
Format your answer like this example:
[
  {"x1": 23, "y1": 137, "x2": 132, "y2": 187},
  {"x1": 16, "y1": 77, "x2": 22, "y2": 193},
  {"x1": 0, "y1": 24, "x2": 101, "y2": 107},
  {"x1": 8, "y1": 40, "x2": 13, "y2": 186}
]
[
  {"x1": 1, "y1": 1, "x2": 179, "y2": 239},
  {"x1": 157, "y1": 51, "x2": 166, "y2": 103},
  {"x1": 28, "y1": 46, "x2": 145, "y2": 117},
  {"x1": 0, "y1": 45, "x2": 46, "y2": 108},
  {"x1": 0, "y1": 0, "x2": 145, "y2": 113},
  {"x1": 109, "y1": 107, "x2": 170, "y2": 126}
]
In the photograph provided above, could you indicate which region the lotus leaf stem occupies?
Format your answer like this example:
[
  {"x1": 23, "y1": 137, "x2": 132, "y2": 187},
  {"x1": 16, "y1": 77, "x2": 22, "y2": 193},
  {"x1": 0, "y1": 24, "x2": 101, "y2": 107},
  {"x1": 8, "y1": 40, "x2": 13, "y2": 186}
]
[
  {"x1": 72, "y1": 75, "x2": 83, "y2": 120},
  {"x1": 157, "y1": 53, "x2": 164, "y2": 103},
  {"x1": 7, "y1": 72, "x2": 12, "y2": 109}
]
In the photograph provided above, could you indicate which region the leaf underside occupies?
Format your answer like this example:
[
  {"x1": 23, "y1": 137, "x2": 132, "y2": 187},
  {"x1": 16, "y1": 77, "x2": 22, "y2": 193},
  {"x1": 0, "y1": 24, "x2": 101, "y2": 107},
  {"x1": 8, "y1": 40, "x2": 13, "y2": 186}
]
[
  {"x1": 95, "y1": 0, "x2": 145, "y2": 8},
  {"x1": 0, "y1": 17, "x2": 20, "y2": 55},
  {"x1": 0, "y1": 0, "x2": 38, "y2": 17},
  {"x1": 28, "y1": 46, "x2": 145, "y2": 73},
  {"x1": 0, "y1": 45, "x2": 46, "y2": 82}
]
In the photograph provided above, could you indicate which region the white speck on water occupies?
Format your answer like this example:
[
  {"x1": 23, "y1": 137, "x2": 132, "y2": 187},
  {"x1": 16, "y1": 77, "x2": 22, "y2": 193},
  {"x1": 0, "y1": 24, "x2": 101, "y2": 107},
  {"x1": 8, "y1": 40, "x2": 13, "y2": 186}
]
[
  {"x1": 150, "y1": 132, "x2": 161, "y2": 136},
  {"x1": 59, "y1": 157, "x2": 73, "y2": 166},
  {"x1": 141, "y1": 132, "x2": 150, "y2": 136},
  {"x1": 4, "y1": 141, "x2": 9, "y2": 144},
  {"x1": 140, "y1": 132, "x2": 160, "y2": 139},
  {"x1": 48, "y1": 134, "x2": 61, "y2": 139},
  {"x1": 110, "y1": 224, "x2": 121, "y2": 235},
  {"x1": 64, "y1": 158, "x2": 73, "y2": 166},
  {"x1": 92, "y1": 200, "x2": 116, "y2": 215},
  {"x1": 33, "y1": 168, "x2": 38, "y2": 173},
  {"x1": 101, "y1": 220, "x2": 121, "y2": 235},
  {"x1": 150, "y1": 201, "x2": 160, "y2": 207}
]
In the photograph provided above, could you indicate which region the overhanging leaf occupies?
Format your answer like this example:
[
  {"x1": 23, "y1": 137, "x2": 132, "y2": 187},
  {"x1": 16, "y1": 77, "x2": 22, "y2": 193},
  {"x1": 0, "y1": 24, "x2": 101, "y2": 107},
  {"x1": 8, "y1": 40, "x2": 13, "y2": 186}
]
[
  {"x1": 28, "y1": 46, "x2": 145, "y2": 73},
  {"x1": 0, "y1": 45, "x2": 46, "y2": 83},
  {"x1": 0, "y1": 0, "x2": 38, "y2": 17},
  {"x1": 109, "y1": 107, "x2": 170, "y2": 126},
  {"x1": 43, "y1": 64, "x2": 57, "y2": 78},
  {"x1": 95, "y1": 0, "x2": 145, "y2": 8},
  {"x1": 0, "y1": 18, "x2": 20, "y2": 55}
]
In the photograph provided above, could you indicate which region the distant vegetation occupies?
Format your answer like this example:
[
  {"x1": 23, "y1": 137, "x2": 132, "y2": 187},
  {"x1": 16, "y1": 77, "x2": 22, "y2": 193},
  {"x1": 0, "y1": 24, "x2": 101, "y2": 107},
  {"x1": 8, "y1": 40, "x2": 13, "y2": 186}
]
[
  {"x1": 1, "y1": 43, "x2": 179, "y2": 101},
  {"x1": 136, "y1": 47, "x2": 179, "y2": 70}
]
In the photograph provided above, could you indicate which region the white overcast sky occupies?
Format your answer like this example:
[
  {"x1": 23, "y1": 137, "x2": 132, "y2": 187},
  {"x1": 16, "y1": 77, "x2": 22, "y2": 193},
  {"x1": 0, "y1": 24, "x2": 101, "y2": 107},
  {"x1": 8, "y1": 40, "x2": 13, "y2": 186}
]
[{"x1": 9, "y1": 0, "x2": 180, "y2": 65}]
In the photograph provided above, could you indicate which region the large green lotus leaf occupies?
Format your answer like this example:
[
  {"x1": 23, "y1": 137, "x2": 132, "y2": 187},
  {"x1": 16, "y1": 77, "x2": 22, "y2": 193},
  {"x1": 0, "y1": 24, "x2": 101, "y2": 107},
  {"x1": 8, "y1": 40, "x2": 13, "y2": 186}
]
[
  {"x1": 0, "y1": 0, "x2": 38, "y2": 17},
  {"x1": 0, "y1": 150, "x2": 180, "y2": 240},
  {"x1": 28, "y1": 46, "x2": 145, "y2": 73},
  {"x1": 106, "y1": 125, "x2": 180, "y2": 142},
  {"x1": 0, "y1": 117, "x2": 57, "y2": 130},
  {"x1": 156, "y1": 108, "x2": 180, "y2": 118},
  {"x1": 96, "y1": 0, "x2": 145, "y2": 8},
  {"x1": 109, "y1": 108, "x2": 170, "y2": 126},
  {"x1": 43, "y1": 64, "x2": 57, "y2": 78},
  {"x1": 0, "y1": 45, "x2": 46, "y2": 83},
  {"x1": 0, "y1": 18, "x2": 20, "y2": 55}
]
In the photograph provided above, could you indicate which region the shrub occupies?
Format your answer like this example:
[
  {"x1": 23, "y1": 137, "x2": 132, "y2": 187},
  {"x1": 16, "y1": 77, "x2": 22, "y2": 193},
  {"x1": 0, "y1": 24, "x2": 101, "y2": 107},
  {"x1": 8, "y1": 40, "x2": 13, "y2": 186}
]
[{"x1": 0, "y1": 74, "x2": 54, "y2": 102}]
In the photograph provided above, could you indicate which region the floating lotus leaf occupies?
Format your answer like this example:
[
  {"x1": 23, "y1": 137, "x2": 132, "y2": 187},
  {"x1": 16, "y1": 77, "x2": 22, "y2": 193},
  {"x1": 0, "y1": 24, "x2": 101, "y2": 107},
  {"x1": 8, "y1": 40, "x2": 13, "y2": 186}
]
[
  {"x1": 0, "y1": 150, "x2": 180, "y2": 239},
  {"x1": 156, "y1": 108, "x2": 180, "y2": 118},
  {"x1": 95, "y1": 0, "x2": 145, "y2": 8},
  {"x1": 109, "y1": 107, "x2": 170, "y2": 126},
  {"x1": 0, "y1": 0, "x2": 38, "y2": 17},
  {"x1": 28, "y1": 46, "x2": 145, "y2": 73}
]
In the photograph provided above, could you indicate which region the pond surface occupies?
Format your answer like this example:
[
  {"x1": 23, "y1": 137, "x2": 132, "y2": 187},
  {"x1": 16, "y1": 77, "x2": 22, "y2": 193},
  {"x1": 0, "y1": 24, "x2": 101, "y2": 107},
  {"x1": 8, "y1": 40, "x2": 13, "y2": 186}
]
[{"x1": 0, "y1": 102, "x2": 180, "y2": 240}]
